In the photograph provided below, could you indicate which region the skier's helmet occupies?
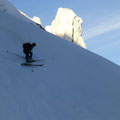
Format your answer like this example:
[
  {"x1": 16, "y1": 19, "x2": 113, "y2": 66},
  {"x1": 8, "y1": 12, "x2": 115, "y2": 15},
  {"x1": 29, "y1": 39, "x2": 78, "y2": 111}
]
[{"x1": 32, "y1": 43, "x2": 36, "y2": 47}]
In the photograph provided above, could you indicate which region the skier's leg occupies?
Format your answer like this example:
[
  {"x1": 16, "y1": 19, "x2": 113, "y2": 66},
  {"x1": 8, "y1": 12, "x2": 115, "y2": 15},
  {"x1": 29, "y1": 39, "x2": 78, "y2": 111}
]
[
  {"x1": 23, "y1": 50, "x2": 26, "y2": 59},
  {"x1": 30, "y1": 52, "x2": 33, "y2": 59},
  {"x1": 26, "y1": 53, "x2": 29, "y2": 63}
]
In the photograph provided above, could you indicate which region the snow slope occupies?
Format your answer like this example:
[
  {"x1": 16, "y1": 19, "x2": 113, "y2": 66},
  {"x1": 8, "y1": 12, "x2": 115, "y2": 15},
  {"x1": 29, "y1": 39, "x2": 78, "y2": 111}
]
[
  {"x1": 0, "y1": 0, "x2": 42, "y2": 27},
  {"x1": 0, "y1": 7, "x2": 120, "y2": 120}
]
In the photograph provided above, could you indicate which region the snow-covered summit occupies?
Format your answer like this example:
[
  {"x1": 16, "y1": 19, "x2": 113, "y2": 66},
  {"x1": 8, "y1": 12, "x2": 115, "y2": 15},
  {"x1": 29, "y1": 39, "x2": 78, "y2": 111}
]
[
  {"x1": 45, "y1": 8, "x2": 86, "y2": 48},
  {"x1": 32, "y1": 16, "x2": 41, "y2": 25}
]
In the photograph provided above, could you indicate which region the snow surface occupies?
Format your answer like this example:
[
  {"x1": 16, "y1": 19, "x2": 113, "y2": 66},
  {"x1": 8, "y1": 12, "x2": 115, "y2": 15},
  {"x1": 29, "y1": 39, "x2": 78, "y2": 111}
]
[
  {"x1": 0, "y1": 0, "x2": 41, "y2": 27},
  {"x1": 0, "y1": 3, "x2": 120, "y2": 120}
]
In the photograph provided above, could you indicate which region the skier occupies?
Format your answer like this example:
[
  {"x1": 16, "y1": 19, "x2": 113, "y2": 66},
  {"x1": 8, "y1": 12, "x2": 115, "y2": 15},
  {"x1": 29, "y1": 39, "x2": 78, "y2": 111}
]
[{"x1": 23, "y1": 42, "x2": 36, "y2": 63}]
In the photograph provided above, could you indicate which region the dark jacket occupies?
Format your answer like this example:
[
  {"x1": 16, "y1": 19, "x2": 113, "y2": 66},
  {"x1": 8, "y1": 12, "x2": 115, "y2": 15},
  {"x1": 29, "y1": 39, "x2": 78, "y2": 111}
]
[{"x1": 23, "y1": 43, "x2": 34, "y2": 54}]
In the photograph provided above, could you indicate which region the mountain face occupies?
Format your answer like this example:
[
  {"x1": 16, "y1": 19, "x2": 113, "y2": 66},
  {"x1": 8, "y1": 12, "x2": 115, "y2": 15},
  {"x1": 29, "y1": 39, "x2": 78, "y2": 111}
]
[
  {"x1": 0, "y1": 1, "x2": 120, "y2": 120},
  {"x1": 45, "y1": 8, "x2": 86, "y2": 48}
]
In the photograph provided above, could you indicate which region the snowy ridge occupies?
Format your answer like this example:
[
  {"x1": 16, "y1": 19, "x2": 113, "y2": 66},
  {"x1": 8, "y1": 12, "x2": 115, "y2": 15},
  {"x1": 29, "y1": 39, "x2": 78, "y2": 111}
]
[{"x1": 0, "y1": 2, "x2": 120, "y2": 120}]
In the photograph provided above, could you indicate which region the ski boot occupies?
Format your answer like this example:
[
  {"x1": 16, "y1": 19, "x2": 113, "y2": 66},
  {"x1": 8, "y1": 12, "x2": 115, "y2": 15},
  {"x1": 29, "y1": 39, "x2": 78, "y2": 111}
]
[
  {"x1": 25, "y1": 62, "x2": 30, "y2": 65},
  {"x1": 29, "y1": 59, "x2": 35, "y2": 62}
]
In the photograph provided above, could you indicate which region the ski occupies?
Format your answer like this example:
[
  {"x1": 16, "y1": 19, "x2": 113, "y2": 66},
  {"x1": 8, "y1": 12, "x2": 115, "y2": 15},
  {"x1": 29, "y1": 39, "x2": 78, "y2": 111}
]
[
  {"x1": 29, "y1": 59, "x2": 45, "y2": 63},
  {"x1": 21, "y1": 63, "x2": 44, "y2": 66}
]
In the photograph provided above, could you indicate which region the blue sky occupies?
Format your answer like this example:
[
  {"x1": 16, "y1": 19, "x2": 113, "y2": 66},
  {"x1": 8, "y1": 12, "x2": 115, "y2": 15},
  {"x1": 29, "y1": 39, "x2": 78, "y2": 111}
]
[{"x1": 9, "y1": 0, "x2": 120, "y2": 65}]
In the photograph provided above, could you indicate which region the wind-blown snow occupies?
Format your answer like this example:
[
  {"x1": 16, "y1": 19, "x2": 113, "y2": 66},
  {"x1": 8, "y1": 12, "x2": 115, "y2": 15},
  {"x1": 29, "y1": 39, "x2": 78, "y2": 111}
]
[{"x1": 0, "y1": 2, "x2": 120, "y2": 120}]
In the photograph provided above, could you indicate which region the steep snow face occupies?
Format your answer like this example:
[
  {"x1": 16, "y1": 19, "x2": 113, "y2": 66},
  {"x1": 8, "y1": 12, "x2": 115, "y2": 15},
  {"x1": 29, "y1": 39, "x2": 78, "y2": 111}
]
[
  {"x1": 45, "y1": 8, "x2": 86, "y2": 48},
  {"x1": 1, "y1": 5, "x2": 120, "y2": 120}
]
